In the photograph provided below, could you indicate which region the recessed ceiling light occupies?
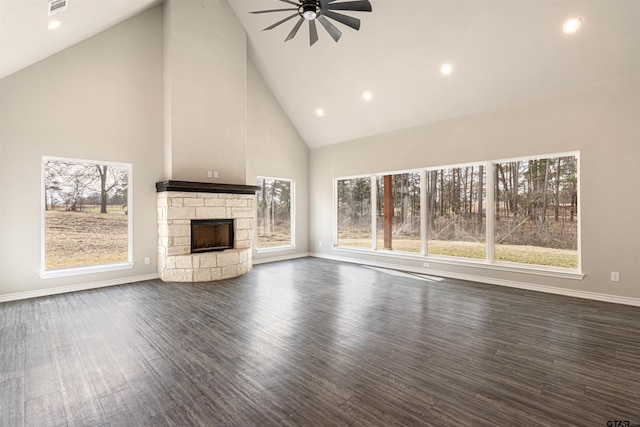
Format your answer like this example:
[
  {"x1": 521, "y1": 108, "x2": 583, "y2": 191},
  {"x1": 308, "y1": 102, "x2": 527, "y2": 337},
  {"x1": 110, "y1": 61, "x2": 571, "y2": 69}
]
[
  {"x1": 316, "y1": 108, "x2": 325, "y2": 117},
  {"x1": 363, "y1": 91, "x2": 373, "y2": 101},
  {"x1": 440, "y1": 63, "x2": 453, "y2": 76},
  {"x1": 562, "y1": 17, "x2": 582, "y2": 34},
  {"x1": 48, "y1": 20, "x2": 61, "y2": 30}
]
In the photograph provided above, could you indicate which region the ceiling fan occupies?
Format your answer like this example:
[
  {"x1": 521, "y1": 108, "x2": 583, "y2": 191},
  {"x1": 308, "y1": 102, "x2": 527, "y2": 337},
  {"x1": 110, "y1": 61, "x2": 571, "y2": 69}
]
[{"x1": 251, "y1": 0, "x2": 373, "y2": 46}]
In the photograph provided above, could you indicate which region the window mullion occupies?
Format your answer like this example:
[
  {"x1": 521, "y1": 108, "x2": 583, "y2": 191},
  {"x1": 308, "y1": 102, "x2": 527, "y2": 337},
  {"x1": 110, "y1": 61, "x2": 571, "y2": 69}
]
[
  {"x1": 486, "y1": 162, "x2": 495, "y2": 263},
  {"x1": 371, "y1": 175, "x2": 377, "y2": 250},
  {"x1": 333, "y1": 178, "x2": 338, "y2": 246},
  {"x1": 420, "y1": 169, "x2": 427, "y2": 256}
]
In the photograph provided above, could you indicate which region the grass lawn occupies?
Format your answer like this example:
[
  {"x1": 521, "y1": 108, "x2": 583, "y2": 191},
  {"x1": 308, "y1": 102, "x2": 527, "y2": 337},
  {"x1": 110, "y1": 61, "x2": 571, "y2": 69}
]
[
  {"x1": 257, "y1": 227, "x2": 292, "y2": 248},
  {"x1": 45, "y1": 209, "x2": 128, "y2": 270},
  {"x1": 337, "y1": 237, "x2": 578, "y2": 269}
]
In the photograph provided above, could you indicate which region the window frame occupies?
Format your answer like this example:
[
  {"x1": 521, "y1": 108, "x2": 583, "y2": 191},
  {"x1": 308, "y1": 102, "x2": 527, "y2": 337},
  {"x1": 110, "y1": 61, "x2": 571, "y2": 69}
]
[
  {"x1": 332, "y1": 151, "x2": 582, "y2": 279},
  {"x1": 255, "y1": 176, "x2": 296, "y2": 252},
  {"x1": 489, "y1": 151, "x2": 581, "y2": 272},
  {"x1": 424, "y1": 160, "x2": 490, "y2": 261},
  {"x1": 39, "y1": 156, "x2": 134, "y2": 279},
  {"x1": 333, "y1": 173, "x2": 377, "y2": 250}
]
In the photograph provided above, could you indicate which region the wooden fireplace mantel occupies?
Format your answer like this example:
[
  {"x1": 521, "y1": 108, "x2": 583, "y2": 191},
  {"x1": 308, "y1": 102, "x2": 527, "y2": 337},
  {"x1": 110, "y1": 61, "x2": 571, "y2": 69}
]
[{"x1": 156, "y1": 180, "x2": 260, "y2": 194}]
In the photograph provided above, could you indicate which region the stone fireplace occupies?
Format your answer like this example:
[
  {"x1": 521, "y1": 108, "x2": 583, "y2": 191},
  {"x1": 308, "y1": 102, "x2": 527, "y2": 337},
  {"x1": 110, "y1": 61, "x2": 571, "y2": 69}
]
[{"x1": 156, "y1": 180, "x2": 259, "y2": 282}]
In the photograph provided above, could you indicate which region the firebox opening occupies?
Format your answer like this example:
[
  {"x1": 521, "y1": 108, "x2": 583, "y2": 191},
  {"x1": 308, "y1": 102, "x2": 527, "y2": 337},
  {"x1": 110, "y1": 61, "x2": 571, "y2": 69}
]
[{"x1": 191, "y1": 219, "x2": 234, "y2": 253}]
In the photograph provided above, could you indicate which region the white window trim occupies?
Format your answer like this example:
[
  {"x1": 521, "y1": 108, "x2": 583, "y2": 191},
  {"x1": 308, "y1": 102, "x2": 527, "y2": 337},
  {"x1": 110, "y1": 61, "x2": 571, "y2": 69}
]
[
  {"x1": 370, "y1": 175, "x2": 377, "y2": 251},
  {"x1": 256, "y1": 244, "x2": 296, "y2": 253},
  {"x1": 255, "y1": 176, "x2": 295, "y2": 252},
  {"x1": 39, "y1": 262, "x2": 135, "y2": 279},
  {"x1": 40, "y1": 156, "x2": 133, "y2": 279},
  {"x1": 333, "y1": 151, "x2": 582, "y2": 276},
  {"x1": 334, "y1": 174, "x2": 373, "y2": 249},
  {"x1": 332, "y1": 245, "x2": 584, "y2": 281}
]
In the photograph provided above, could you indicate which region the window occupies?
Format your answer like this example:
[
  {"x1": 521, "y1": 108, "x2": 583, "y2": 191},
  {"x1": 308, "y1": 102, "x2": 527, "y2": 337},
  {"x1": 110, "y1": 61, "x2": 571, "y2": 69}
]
[
  {"x1": 42, "y1": 157, "x2": 132, "y2": 273},
  {"x1": 426, "y1": 165, "x2": 486, "y2": 259},
  {"x1": 376, "y1": 172, "x2": 421, "y2": 253},
  {"x1": 256, "y1": 177, "x2": 294, "y2": 249},
  {"x1": 334, "y1": 152, "x2": 580, "y2": 273},
  {"x1": 336, "y1": 177, "x2": 372, "y2": 248},
  {"x1": 494, "y1": 155, "x2": 578, "y2": 269}
]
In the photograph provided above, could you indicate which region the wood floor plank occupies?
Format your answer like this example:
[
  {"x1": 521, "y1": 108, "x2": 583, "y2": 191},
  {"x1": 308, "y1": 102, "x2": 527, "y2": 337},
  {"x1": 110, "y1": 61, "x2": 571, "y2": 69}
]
[
  {"x1": 427, "y1": 394, "x2": 509, "y2": 427},
  {"x1": 1, "y1": 258, "x2": 640, "y2": 426},
  {"x1": 145, "y1": 356, "x2": 206, "y2": 411},
  {"x1": 126, "y1": 373, "x2": 176, "y2": 419},
  {"x1": 24, "y1": 331, "x2": 59, "y2": 400},
  {"x1": 98, "y1": 387, "x2": 146, "y2": 426},
  {"x1": 0, "y1": 324, "x2": 26, "y2": 382},
  {"x1": 24, "y1": 391, "x2": 66, "y2": 427},
  {"x1": 76, "y1": 338, "x2": 127, "y2": 398},
  {"x1": 0, "y1": 377, "x2": 24, "y2": 427},
  {"x1": 52, "y1": 345, "x2": 106, "y2": 426},
  {"x1": 110, "y1": 344, "x2": 157, "y2": 382},
  {"x1": 190, "y1": 371, "x2": 282, "y2": 426},
  {"x1": 142, "y1": 405, "x2": 199, "y2": 427}
]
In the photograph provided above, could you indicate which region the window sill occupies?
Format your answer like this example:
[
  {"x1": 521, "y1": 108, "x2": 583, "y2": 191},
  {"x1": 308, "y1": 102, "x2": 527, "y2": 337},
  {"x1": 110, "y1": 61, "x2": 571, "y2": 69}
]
[
  {"x1": 332, "y1": 246, "x2": 584, "y2": 281},
  {"x1": 39, "y1": 262, "x2": 135, "y2": 279},
  {"x1": 256, "y1": 244, "x2": 296, "y2": 253}
]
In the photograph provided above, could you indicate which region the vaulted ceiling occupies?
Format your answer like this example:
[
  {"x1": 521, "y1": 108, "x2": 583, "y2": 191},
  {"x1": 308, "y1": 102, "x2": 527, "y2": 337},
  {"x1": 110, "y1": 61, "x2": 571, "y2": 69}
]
[
  {"x1": 0, "y1": 0, "x2": 161, "y2": 78},
  {"x1": 2, "y1": 0, "x2": 639, "y2": 148}
]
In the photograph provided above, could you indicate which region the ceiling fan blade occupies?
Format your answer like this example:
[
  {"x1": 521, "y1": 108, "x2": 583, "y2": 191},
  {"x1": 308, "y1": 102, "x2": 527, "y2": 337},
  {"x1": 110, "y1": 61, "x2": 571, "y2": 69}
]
[
  {"x1": 325, "y1": 1, "x2": 371, "y2": 12},
  {"x1": 309, "y1": 19, "x2": 319, "y2": 46},
  {"x1": 278, "y1": 0, "x2": 301, "y2": 5},
  {"x1": 251, "y1": 8, "x2": 297, "y2": 14},
  {"x1": 319, "y1": 0, "x2": 339, "y2": 7},
  {"x1": 317, "y1": 15, "x2": 342, "y2": 42},
  {"x1": 322, "y1": 10, "x2": 361, "y2": 30},
  {"x1": 263, "y1": 13, "x2": 299, "y2": 30},
  {"x1": 285, "y1": 17, "x2": 305, "y2": 42}
]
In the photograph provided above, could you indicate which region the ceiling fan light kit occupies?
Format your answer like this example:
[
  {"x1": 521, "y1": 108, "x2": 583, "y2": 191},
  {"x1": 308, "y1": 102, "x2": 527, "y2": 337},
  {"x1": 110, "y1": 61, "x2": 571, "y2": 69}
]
[{"x1": 251, "y1": 0, "x2": 372, "y2": 46}]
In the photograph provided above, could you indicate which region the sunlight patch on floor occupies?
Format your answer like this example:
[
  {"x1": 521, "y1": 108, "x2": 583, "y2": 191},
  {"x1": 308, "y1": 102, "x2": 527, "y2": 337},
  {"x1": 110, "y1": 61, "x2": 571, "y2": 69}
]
[{"x1": 365, "y1": 266, "x2": 444, "y2": 282}]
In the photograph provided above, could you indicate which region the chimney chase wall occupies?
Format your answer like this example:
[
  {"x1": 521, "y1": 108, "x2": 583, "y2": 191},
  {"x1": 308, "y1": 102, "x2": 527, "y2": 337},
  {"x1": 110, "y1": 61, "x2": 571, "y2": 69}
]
[{"x1": 163, "y1": 0, "x2": 247, "y2": 183}]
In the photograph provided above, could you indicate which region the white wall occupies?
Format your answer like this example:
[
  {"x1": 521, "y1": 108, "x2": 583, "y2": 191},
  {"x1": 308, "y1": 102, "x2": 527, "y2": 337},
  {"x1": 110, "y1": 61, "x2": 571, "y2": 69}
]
[
  {"x1": 163, "y1": 0, "x2": 247, "y2": 184},
  {"x1": 310, "y1": 74, "x2": 640, "y2": 301},
  {"x1": 6, "y1": 1, "x2": 636, "y2": 304},
  {"x1": 0, "y1": 2, "x2": 311, "y2": 299},
  {"x1": 0, "y1": 6, "x2": 164, "y2": 297},
  {"x1": 246, "y1": 58, "x2": 310, "y2": 261}
]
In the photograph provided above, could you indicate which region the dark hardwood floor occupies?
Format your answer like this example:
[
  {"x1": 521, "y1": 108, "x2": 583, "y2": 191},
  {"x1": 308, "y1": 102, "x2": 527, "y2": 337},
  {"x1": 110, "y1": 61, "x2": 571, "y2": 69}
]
[{"x1": 1, "y1": 258, "x2": 639, "y2": 426}]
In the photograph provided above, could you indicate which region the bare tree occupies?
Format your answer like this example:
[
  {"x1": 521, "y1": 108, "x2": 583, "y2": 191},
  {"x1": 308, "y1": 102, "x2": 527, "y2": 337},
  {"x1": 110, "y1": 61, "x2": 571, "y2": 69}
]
[
  {"x1": 58, "y1": 163, "x2": 96, "y2": 211},
  {"x1": 554, "y1": 158, "x2": 561, "y2": 221},
  {"x1": 477, "y1": 165, "x2": 484, "y2": 232},
  {"x1": 95, "y1": 165, "x2": 126, "y2": 214},
  {"x1": 44, "y1": 160, "x2": 64, "y2": 211},
  {"x1": 540, "y1": 159, "x2": 550, "y2": 228}
]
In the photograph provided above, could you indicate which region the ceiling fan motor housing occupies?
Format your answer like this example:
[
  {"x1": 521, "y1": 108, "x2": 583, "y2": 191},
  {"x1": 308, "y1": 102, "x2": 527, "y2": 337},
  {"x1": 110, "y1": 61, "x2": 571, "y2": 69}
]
[{"x1": 300, "y1": 1, "x2": 320, "y2": 20}]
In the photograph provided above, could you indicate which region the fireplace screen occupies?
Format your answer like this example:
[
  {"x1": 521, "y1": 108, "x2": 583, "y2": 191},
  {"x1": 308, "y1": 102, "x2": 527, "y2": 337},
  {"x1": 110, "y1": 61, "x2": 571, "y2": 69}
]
[{"x1": 191, "y1": 219, "x2": 234, "y2": 253}]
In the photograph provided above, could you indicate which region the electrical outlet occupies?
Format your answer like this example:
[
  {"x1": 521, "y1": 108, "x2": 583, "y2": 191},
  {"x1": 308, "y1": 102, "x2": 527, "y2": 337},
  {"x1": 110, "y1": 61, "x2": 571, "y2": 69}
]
[
  {"x1": 214, "y1": 171, "x2": 219, "y2": 178},
  {"x1": 423, "y1": 262, "x2": 430, "y2": 268},
  {"x1": 207, "y1": 171, "x2": 212, "y2": 178},
  {"x1": 144, "y1": 257, "x2": 150, "y2": 265},
  {"x1": 611, "y1": 272, "x2": 620, "y2": 282},
  {"x1": 318, "y1": 241, "x2": 322, "y2": 247}
]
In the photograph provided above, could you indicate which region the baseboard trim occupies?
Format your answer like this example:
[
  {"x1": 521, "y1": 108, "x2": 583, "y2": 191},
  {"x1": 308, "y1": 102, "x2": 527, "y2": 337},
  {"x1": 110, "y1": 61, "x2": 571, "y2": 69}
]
[
  {"x1": 0, "y1": 273, "x2": 159, "y2": 303},
  {"x1": 5, "y1": 255, "x2": 638, "y2": 308},
  {"x1": 310, "y1": 253, "x2": 640, "y2": 307},
  {"x1": 253, "y1": 252, "x2": 310, "y2": 265}
]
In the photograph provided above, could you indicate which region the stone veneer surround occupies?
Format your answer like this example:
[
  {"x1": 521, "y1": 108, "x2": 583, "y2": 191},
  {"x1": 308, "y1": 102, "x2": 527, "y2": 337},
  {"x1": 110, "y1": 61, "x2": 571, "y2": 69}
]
[{"x1": 156, "y1": 181, "x2": 258, "y2": 282}]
